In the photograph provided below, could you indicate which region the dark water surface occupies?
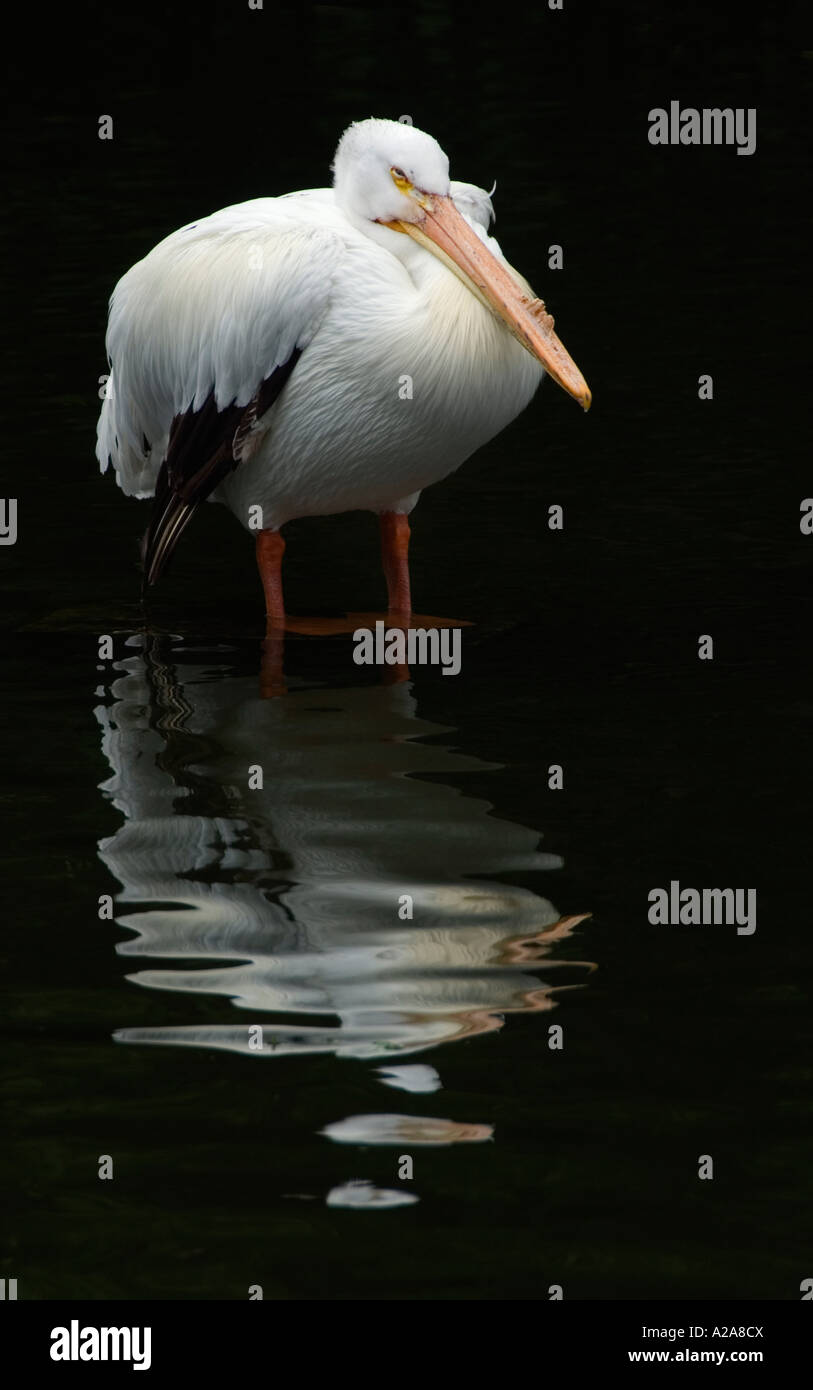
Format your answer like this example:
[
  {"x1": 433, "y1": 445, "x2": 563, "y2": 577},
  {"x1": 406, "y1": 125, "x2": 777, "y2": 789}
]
[{"x1": 2, "y1": 4, "x2": 811, "y2": 1299}]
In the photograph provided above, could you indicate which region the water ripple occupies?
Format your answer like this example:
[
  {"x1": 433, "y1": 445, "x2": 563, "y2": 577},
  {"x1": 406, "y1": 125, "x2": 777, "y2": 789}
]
[{"x1": 97, "y1": 637, "x2": 593, "y2": 1060}]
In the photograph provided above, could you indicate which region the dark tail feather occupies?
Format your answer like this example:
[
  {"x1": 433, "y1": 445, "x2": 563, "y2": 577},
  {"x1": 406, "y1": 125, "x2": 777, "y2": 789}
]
[
  {"x1": 140, "y1": 352, "x2": 303, "y2": 590},
  {"x1": 140, "y1": 422, "x2": 235, "y2": 589},
  {"x1": 142, "y1": 486, "x2": 199, "y2": 588}
]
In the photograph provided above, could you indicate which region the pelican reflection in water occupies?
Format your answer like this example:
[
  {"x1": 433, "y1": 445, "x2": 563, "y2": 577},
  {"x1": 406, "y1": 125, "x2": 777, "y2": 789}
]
[{"x1": 96, "y1": 637, "x2": 593, "y2": 1061}]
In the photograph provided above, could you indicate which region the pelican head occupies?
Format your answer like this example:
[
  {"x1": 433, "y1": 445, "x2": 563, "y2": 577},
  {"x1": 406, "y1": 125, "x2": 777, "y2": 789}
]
[{"x1": 332, "y1": 117, "x2": 591, "y2": 412}]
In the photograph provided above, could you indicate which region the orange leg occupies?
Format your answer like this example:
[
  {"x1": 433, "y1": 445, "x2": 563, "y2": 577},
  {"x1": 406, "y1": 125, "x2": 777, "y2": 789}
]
[
  {"x1": 256, "y1": 528, "x2": 286, "y2": 625},
  {"x1": 379, "y1": 511, "x2": 412, "y2": 617}
]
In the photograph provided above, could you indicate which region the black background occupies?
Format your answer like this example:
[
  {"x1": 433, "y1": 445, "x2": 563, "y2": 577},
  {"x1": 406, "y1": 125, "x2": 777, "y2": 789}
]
[{"x1": 2, "y1": 0, "x2": 812, "y2": 1305}]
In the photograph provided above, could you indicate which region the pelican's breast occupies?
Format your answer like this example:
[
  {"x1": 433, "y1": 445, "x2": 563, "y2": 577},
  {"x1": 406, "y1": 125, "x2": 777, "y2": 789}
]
[{"x1": 223, "y1": 234, "x2": 544, "y2": 529}]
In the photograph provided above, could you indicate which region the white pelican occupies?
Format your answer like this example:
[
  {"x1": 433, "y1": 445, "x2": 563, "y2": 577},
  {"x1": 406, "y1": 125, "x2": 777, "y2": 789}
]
[{"x1": 97, "y1": 118, "x2": 591, "y2": 622}]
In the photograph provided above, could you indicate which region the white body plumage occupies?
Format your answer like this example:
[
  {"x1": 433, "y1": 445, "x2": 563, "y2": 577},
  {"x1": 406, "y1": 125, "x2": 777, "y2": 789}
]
[{"x1": 98, "y1": 186, "x2": 542, "y2": 531}]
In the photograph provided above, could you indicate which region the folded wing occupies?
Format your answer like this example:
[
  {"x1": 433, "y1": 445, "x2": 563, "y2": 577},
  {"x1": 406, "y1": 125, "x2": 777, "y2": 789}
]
[{"x1": 96, "y1": 200, "x2": 346, "y2": 583}]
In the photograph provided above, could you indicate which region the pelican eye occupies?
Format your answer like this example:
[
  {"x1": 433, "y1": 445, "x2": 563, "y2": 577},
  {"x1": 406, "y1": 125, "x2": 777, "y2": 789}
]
[{"x1": 390, "y1": 166, "x2": 412, "y2": 191}]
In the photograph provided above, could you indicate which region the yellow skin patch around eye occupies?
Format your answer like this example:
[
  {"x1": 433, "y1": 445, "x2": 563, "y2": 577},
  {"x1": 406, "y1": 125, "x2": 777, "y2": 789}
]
[{"x1": 390, "y1": 168, "x2": 412, "y2": 193}]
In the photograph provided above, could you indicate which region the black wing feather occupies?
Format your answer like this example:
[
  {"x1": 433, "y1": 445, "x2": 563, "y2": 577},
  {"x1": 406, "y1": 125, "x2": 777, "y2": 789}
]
[{"x1": 141, "y1": 350, "x2": 302, "y2": 589}]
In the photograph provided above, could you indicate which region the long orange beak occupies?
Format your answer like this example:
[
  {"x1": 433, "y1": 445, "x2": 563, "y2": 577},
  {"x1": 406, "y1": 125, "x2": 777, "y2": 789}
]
[{"x1": 385, "y1": 194, "x2": 591, "y2": 411}]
